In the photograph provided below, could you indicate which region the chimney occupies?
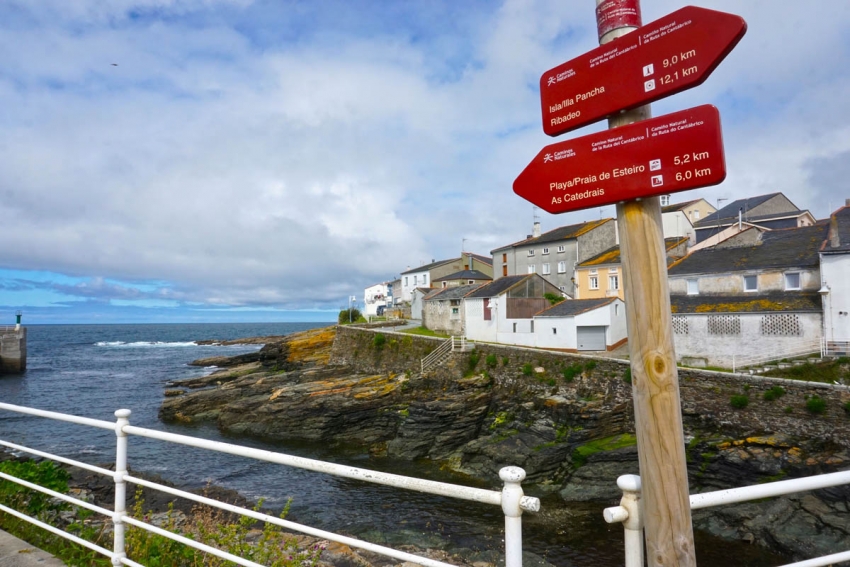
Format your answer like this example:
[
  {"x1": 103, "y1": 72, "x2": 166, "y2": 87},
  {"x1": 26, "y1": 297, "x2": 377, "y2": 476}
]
[
  {"x1": 846, "y1": 199, "x2": 850, "y2": 207},
  {"x1": 533, "y1": 221, "x2": 541, "y2": 238}
]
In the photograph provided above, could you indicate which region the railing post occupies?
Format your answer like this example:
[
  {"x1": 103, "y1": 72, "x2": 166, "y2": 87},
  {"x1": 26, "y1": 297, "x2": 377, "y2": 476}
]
[
  {"x1": 732, "y1": 354, "x2": 736, "y2": 373},
  {"x1": 603, "y1": 474, "x2": 644, "y2": 567},
  {"x1": 500, "y1": 466, "x2": 527, "y2": 567},
  {"x1": 113, "y1": 409, "x2": 131, "y2": 567}
]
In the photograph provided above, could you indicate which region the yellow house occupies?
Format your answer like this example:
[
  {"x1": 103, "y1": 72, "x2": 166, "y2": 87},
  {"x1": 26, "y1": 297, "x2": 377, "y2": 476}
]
[{"x1": 575, "y1": 237, "x2": 689, "y2": 300}]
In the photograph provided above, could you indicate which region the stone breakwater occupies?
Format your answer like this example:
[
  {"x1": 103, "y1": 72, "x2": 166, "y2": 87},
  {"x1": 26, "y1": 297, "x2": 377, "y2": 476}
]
[{"x1": 159, "y1": 325, "x2": 850, "y2": 561}]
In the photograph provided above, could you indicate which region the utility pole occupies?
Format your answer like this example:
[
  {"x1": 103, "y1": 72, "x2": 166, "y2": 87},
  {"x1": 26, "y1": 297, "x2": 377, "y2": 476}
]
[{"x1": 596, "y1": 1, "x2": 697, "y2": 565}]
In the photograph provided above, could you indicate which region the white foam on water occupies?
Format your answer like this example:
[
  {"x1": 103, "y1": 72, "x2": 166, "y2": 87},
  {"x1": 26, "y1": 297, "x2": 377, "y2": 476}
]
[{"x1": 95, "y1": 341, "x2": 198, "y2": 348}]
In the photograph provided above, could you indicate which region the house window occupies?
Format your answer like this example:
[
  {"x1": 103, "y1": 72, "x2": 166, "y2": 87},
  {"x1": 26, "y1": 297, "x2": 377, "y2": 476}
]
[
  {"x1": 404, "y1": 276, "x2": 408, "y2": 286},
  {"x1": 451, "y1": 307, "x2": 459, "y2": 315},
  {"x1": 660, "y1": 195, "x2": 670, "y2": 206},
  {"x1": 693, "y1": 211, "x2": 700, "y2": 220},
  {"x1": 552, "y1": 327, "x2": 557, "y2": 335},
  {"x1": 450, "y1": 299, "x2": 460, "y2": 306},
  {"x1": 442, "y1": 282, "x2": 448, "y2": 288},
  {"x1": 608, "y1": 275, "x2": 619, "y2": 290},
  {"x1": 503, "y1": 253, "x2": 507, "y2": 262},
  {"x1": 528, "y1": 265, "x2": 536, "y2": 274},
  {"x1": 743, "y1": 275, "x2": 758, "y2": 292},
  {"x1": 557, "y1": 261, "x2": 566, "y2": 273},
  {"x1": 414, "y1": 275, "x2": 418, "y2": 285},
  {"x1": 513, "y1": 322, "x2": 517, "y2": 333},
  {"x1": 785, "y1": 272, "x2": 801, "y2": 290},
  {"x1": 542, "y1": 248, "x2": 550, "y2": 255},
  {"x1": 687, "y1": 279, "x2": 698, "y2": 295},
  {"x1": 423, "y1": 274, "x2": 428, "y2": 285},
  {"x1": 530, "y1": 321, "x2": 534, "y2": 333},
  {"x1": 542, "y1": 263, "x2": 551, "y2": 275},
  {"x1": 557, "y1": 245, "x2": 566, "y2": 253},
  {"x1": 589, "y1": 276, "x2": 599, "y2": 290},
  {"x1": 559, "y1": 286, "x2": 566, "y2": 291},
  {"x1": 615, "y1": 303, "x2": 619, "y2": 316},
  {"x1": 502, "y1": 265, "x2": 508, "y2": 277},
  {"x1": 468, "y1": 280, "x2": 474, "y2": 284},
  {"x1": 528, "y1": 249, "x2": 535, "y2": 257}
]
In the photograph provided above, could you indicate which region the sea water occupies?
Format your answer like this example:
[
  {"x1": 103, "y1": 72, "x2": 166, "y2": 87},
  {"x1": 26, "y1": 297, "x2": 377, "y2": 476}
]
[{"x1": 0, "y1": 323, "x2": 785, "y2": 566}]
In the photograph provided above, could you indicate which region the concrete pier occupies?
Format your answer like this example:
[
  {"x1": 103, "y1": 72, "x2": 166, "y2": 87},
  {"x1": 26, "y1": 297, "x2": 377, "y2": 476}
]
[{"x1": 0, "y1": 327, "x2": 26, "y2": 374}]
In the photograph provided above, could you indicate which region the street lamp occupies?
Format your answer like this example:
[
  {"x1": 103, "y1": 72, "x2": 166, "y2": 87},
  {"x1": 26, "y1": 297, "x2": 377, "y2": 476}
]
[{"x1": 349, "y1": 296, "x2": 356, "y2": 323}]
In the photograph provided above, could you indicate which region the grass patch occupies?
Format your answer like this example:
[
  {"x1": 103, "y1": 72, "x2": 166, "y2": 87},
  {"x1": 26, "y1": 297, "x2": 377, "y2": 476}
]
[
  {"x1": 762, "y1": 386, "x2": 786, "y2": 402},
  {"x1": 571, "y1": 433, "x2": 637, "y2": 468},
  {"x1": 768, "y1": 359, "x2": 847, "y2": 384},
  {"x1": 400, "y1": 326, "x2": 450, "y2": 338},
  {"x1": 521, "y1": 363, "x2": 533, "y2": 376},
  {"x1": 730, "y1": 395, "x2": 749, "y2": 409},
  {"x1": 485, "y1": 354, "x2": 498, "y2": 368},
  {"x1": 372, "y1": 333, "x2": 386, "y2": 349},
  {"x1": 622, "y1": 367, "x2": 632, "y2": 384},
  {"x1": 805, "y1": 395, "x2": 826, "y2": 415},
  {"x1": 562, "y1": 363, "x2": 583, "y2": 382}
]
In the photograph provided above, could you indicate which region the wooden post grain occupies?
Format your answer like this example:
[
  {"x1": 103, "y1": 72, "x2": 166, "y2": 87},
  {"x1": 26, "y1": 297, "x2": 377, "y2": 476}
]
[{"x1": 596, "y1": 1, "x2": 698, "y2": 565}]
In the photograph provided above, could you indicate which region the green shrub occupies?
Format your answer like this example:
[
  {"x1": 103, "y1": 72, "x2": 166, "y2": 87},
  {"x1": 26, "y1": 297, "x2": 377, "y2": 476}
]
[
  {"x1": 584, "y1": 361, "x2": 597, "y2": 373},
  {"x1": 0, "y1": 460, "x2": 69, "y2": 516},
  {"x1": 466, "y1": 351, "x2": 480, "y2": 376},
  {"x1": 843, "y1": 401, "x2": 850, "y2": 416},
  {"x1": 730, "y1": 395, "x2": 749, "y2": 409},
  {"x1": 623, "y1": 367, "x2": 632, "y2": 384},
  {"x1": 485, "y1": 354, "x2": 498, "y2": 368},
  {"x1": 521, "y1": 363, "x2": 533, "y2": 376},
  {"x1": 338, "y1": 308, "x2": 362, "y2": 324},
  {"x1": 806, "y1": 396, "x2": 826, "y2": 415},
  {"x1": 543, "y1": 292, "x2": 566, "y2": 305},
  {"x1": 763, "y1": 386, "x2": 786, "y2": 402},
  {"x1": 502, "y1": 356, "x2": 509, "y2": 366},
  {"x1": 562, "y1": 364, "x2": 583, "y2": 382},
  {"x1": 784, "y1": 406, "x2": 793, "y2": 414},
  {"x1": 373, "y1": 333, "x2": 386, "y2": 349}
]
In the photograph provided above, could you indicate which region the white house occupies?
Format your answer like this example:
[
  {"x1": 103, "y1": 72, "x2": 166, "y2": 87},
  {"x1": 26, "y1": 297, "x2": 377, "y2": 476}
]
[
  {"x1": 668, "y1": 223, "x2": 828, "y2": 367},
  {"x1": 363, "y1": 282, "x2": 391, "y2": 317},
  {"x1": 533, "y1": 297, "x2": 627, "y2": 351},
  {"x1": 820, "y1": 203, "x2": 850, "y2": 344}
]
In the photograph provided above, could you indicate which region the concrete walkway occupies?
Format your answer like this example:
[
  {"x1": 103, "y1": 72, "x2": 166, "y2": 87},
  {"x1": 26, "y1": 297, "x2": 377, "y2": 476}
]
[{"x1": 0, "y1": 530, "x2": 64, "y2": 566}]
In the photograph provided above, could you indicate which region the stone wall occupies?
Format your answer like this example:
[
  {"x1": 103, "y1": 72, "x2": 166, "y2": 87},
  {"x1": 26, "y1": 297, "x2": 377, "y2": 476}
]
[{"x1": 332, "y1": 326, "x2": 850, "y2": 449}]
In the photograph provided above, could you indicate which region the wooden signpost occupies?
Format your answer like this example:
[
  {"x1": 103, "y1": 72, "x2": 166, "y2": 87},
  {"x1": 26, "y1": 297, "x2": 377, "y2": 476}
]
[{"x1": 513, "y1": 1, "x2": 747, "y2": 565}]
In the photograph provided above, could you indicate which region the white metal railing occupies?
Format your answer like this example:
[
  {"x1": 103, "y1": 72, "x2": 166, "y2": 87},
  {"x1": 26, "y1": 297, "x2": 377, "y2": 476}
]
[
  {"x1": 421, "y1": 338, "x2": 453, "y2": 373},
  {"x1": 603, "y1": 471, "x2": 850, "y2": 567},
  {"x1": 0, "y1": 326, "x2": 20, "y2": 332},
  {"x1": 729, "y1": 338, "x2": 822, "y2": 372},
  {"x1": 822, "y1": 339, "x2": 850, "y2": 357},
  {"x1": 0, "y1": 402, "x2": 540, "y2": 567},
  {"x1": 451, "y1": 336, "x2": 473, "y2": 352}
]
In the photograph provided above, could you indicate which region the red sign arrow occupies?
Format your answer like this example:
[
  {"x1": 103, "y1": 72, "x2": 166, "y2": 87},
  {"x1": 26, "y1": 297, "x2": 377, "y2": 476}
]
[
  {"x1": 540, "y1": 6, "x2": 746, "y2": 136},
  {"x1": 514, "y1": 105, "x2": 725, "y2": 214}
]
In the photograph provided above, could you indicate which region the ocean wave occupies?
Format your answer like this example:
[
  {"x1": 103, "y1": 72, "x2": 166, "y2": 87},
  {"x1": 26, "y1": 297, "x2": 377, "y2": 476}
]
[{"x1": 95, "y1": 341, "x2": 198, "y2": 348}]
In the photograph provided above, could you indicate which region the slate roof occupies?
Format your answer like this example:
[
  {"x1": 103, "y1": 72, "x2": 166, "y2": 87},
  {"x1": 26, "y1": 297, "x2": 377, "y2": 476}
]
[
  {"x1": 423, "y1": 284, "x2": 482, "y2": 301},
  {"x1": 536, "y1": 297, "x2": 616, "y2": 317},
  {"x1": 670, "y1": 292, "x2": 822, "y2": 314},
  {"x1": 821, "y1": 206, "x2": 850, "y2": 253},
  {"x1": 491, "y1": 219, "x2": 612, "y2": 253},
  {"x1": 693, "y1": 193, "x2": 796, "y2": 228},
  {"x1": 579, "y1": 237, "x2": 688, "y2": 267},
  {"x1": 466, "y1": 275, "x2": 530, "y2": 298},
  {"x1": 433, "y1": 270, "x2": 492, "y2": 282},
  {"x1": 467, "y1": 253, "x2": 493, "y2": 266},
  {"x1": 401, "y1": 258, "x2": 457, "y2": 275},
  {"x1": 668, "y1": 224, "x2": 829, "y2": 276}
]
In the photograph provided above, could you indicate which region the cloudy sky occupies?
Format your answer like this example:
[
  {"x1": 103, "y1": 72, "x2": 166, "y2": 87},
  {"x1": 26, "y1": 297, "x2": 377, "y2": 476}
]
[{"x1": 1, "y1": 0, "x2": 849, "y2": 324}]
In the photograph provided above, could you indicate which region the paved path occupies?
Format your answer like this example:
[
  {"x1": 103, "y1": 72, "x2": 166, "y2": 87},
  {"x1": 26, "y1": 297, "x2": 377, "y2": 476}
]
[{"x1": 0, "y1": 530, "x2": 64, "y2": 566}]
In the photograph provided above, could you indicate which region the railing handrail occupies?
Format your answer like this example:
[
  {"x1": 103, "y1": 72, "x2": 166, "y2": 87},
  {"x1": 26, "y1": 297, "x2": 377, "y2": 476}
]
[
  {"x1": 0, "y1": 402, "x2": 539, "y2": 567},
  {"x1": 729, "y1": 338, "x2": 822, "y2": 371},
  {"x1": 421, "y1": 337, "x2": 453, "y2": 373},
  {"x1": 604, "y1": 470, "x2": 850, "y2": 567}
]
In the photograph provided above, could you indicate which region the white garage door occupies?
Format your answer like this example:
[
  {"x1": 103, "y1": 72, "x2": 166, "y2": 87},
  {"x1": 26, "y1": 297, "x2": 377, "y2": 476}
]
[{"x1": 577, "y1": 326, "x2": 606, "y2": 351}]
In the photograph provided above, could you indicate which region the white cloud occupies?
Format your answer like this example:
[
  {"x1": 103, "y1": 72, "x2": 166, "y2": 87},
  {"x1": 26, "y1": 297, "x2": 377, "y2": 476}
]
[{"x1": 1, "y1": 0, "x2": 849, "y2": 312}]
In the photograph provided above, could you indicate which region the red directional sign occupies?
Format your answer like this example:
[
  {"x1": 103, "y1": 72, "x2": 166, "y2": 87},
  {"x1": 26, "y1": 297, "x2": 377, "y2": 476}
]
[
  {"x1": 514, "y1": 105, "x2": 725, "y2": 214},
  {"x1": 540, "y1": 6, "x2": 746, "y2": 136}
]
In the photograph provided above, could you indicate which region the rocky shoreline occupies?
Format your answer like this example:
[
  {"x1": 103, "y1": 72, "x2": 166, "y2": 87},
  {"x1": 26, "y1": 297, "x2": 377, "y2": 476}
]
[{"x1": 157, "y1": 325, "x2": 850, "y2": 562}]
